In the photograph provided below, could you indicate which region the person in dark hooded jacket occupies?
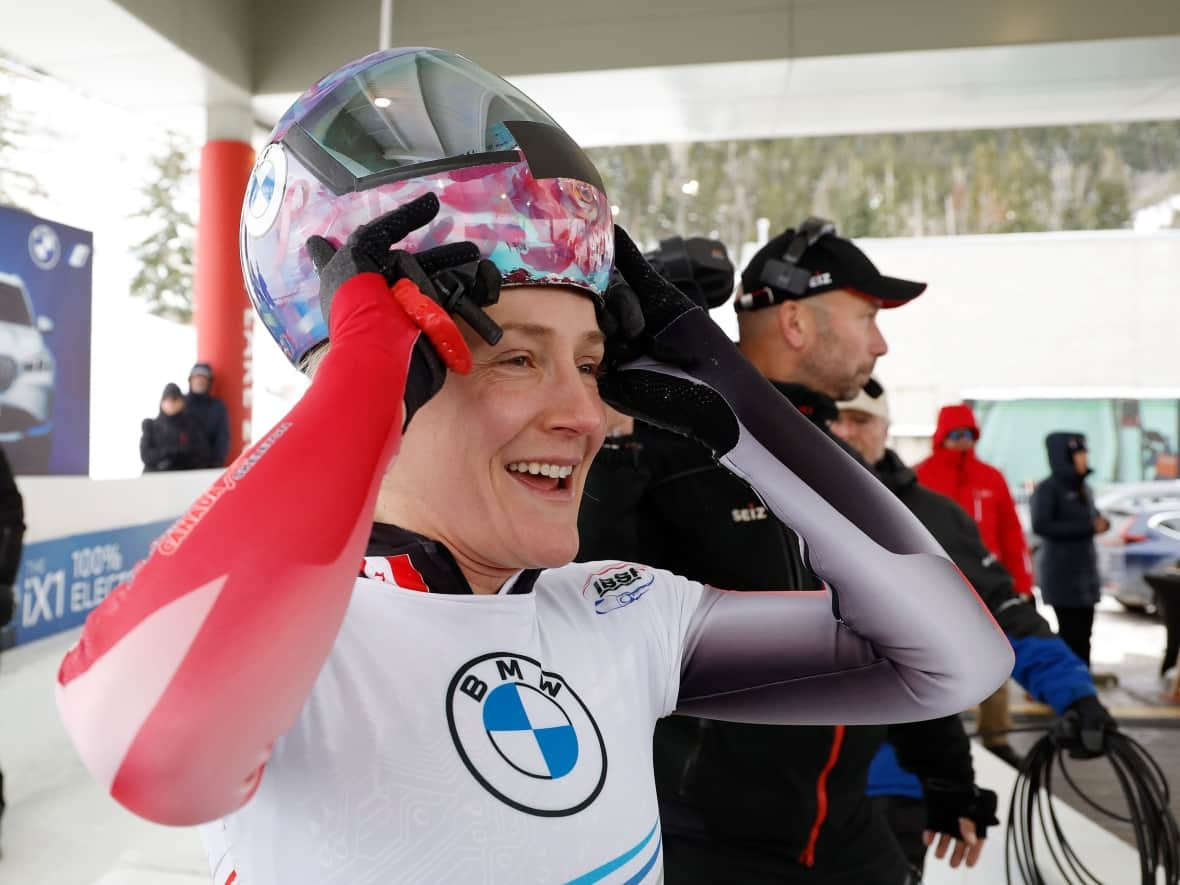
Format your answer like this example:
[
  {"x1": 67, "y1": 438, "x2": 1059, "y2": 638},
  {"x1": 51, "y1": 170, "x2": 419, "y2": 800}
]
[
  {"x1": 140, "y1": 383, "x2": 213, "y2": 472},
  {"x1": 1030, "y1": 433, "x2": 1108, "y2": 668},
  {"x1": 185, "y1": 362, "x2": 230, "y2": 467}
]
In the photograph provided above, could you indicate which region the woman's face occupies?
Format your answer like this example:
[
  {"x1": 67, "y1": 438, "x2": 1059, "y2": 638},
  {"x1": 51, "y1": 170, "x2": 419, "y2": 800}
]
[{"x1": 386, "y1": 286, "x2": 608, "y2": 574}]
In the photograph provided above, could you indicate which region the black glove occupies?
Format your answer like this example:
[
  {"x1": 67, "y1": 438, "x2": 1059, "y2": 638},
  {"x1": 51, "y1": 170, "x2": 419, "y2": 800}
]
[
  {"x1": 1055, "y1": 694, "x2": 1117, "y2": 758},
  {"x1": 306, "y1": 193, "x2": 502, "y2": 339},
  {"x1": 924, "y1": 779, "x2": 1000, "y2": 840},
  {"x1": 305, "y1": 193, "x2": 502, "y2": 425},
  {"x1": 599, "y1": 229, "x2": 701, "y2": 367},
  {"x1": 598, "y1": 226, "x2": 744, "y2": 455},
  {"x1": 596, "y1": 270, "x2": 647, "y2": 352},
  {"x1": 0, "y1": 582, "x2": 14, "y2": 627}
]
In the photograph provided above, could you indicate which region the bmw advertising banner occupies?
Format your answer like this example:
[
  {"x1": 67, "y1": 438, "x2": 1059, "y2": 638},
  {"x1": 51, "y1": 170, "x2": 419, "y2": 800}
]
[
  {"x1": 0, "y1": 206, "x2": 92, "y2": 474},
  {"x1": 0, "y1": 518, "x2": 173, "y2": 648}
]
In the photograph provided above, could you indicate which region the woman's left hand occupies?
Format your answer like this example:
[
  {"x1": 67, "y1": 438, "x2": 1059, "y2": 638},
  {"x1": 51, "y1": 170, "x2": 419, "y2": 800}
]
[
  {"x1": 597, "y1": 225, "x2": 742, "y2": 456},
  {"x1": 598, "y1": 226, "x2": 700, "y2": 370},
  {"x1": 306, "y1": 193, "x2": 502, "y2": 425}
]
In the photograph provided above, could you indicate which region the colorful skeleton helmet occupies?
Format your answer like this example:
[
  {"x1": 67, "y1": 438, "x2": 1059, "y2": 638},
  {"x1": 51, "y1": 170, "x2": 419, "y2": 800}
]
[{"x1": 241, "y1": 47, "x2": 613, "y2": 367}]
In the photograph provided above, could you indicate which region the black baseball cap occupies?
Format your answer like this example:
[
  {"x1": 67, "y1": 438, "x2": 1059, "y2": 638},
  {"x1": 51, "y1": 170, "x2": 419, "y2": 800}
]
[{"x1": 738, "y1": 227, "x2": 926, "y2": 312}]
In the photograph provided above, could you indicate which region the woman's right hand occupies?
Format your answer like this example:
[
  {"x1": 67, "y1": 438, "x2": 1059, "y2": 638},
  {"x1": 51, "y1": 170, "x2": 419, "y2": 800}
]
[{"x1": 305, "y1": 193, "x2": 501, "y2": 425}]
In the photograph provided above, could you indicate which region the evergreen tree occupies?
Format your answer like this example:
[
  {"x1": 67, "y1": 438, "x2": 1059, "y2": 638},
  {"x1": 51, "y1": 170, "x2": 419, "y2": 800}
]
[
  {"x1": 129, "y1": 139, "x2": 196, "y2": 323},
  {"x1": 0, "y1": 67, "x2": 46, "y2": 208},
  {"x1": 588, "y1": 121, "x2": 1180, "y2": 251}
]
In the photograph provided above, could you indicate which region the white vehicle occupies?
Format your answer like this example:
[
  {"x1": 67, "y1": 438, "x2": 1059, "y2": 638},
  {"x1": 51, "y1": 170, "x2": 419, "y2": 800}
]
[{"x1": 0, "y1": 271, "x2": 55, "y2": 468}]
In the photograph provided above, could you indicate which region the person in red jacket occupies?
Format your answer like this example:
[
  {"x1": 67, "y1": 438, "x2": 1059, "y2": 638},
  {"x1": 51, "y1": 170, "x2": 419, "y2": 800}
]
[
  {"x1": 916, "y1": 404, "x2": 1033, "y2": 596},
  {"x1": 916, "y1": 402, "x2": 1033, "y2": 766}
]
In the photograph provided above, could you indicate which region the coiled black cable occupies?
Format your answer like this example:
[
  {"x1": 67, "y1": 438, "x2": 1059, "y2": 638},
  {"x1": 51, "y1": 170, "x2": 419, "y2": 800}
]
[{"x1": 996, "y1": 722, "x2": 1180, "y2": 884}]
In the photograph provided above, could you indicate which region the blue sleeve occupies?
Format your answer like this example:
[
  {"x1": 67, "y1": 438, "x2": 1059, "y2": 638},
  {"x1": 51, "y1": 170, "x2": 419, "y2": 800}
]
[
  {"x1": 1009, "y1": 633, "x2": 1095, "y2": 714},
  {"x1": 872, "y1": 634, "x2": 1096, "y2": 800},
  {"x1": 867, "y1": 742, "x2": 923, "y2": 799}
]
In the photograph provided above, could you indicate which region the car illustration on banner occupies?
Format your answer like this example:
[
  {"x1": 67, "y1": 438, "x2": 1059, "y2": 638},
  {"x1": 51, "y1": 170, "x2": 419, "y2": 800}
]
[{"x1": 0, "y1": 271, "x2": 55, "y2": 470}]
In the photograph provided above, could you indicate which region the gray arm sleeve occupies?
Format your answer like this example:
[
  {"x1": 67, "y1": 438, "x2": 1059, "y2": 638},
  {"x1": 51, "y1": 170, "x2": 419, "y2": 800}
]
[{"x1": 611, "y1": 346, "x2": 1013, "y2": 726}]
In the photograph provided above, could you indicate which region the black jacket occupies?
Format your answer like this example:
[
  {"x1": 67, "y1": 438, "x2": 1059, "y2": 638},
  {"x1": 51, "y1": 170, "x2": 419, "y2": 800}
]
[
  {"x1": 140, "y1": 411, "x2": 213, "y2": 472},
  {"x1": 185, "y1": 392, "x2": 230, "y2": 467},
  {"x1": 1030, "y1": 433, "x2": 1101, "y2": 607},
  {"x1": 0, "y1": 446, "x2": 23, "y2": 625},
  {"x1": 578, "y1": 383, "x2": 973, "y2": 881},
  {"x1": 872, "y1": 449, "x2": 1051, "y2": 641},
  {"x1": 871, "y1": 447, "x2": 1093, "y2": 715}
]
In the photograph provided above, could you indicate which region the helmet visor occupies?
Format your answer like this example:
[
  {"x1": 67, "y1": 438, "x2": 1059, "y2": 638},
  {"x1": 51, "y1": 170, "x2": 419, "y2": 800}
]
[{"x1": 297, "y1": 49, "x2": 560, "y2": 181}]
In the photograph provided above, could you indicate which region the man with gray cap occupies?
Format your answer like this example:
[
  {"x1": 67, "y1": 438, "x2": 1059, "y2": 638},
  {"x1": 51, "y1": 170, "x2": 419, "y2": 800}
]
[
  {"x1": 832, "y1": 383, "x2": 1116, "y2": 874},
  {"x1": 580, "y1": 222, "x2": 992, "y2": 883}
]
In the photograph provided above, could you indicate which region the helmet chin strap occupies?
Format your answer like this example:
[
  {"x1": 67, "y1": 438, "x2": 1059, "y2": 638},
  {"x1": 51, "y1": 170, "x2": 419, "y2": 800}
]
[{"x1": 417, "y1": 259, "x2": 503, "y2": 346}]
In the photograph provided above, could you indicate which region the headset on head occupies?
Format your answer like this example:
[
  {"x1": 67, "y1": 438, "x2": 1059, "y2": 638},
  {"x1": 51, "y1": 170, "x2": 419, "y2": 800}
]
[
  {"x1": 760, "y1": 216, "x2": 837, "y2": 296},
  {"x1": 736, "y1": 216, "x2": 837, "y2": 311},
  {"x1": 742, "y1": 217, "x2": 883, "y2": 401}
]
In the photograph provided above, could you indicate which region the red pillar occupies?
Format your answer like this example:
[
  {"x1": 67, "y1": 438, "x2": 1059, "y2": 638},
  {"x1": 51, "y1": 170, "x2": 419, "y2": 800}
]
[{"x1": 194, "y1": 140, "x2": 255, "y2": 464}]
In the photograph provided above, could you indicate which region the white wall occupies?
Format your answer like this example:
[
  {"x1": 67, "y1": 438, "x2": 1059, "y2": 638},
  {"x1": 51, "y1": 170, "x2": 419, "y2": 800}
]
[
  {"x1": 864, "y1": 229, "x2": 1180, "y2": 437},
  {"x1": 16, "y1": 470, "x2": 216, "y2": 543},
  {"x1": 92, "y1": 229, "x2": 1179, "y2": 481}
]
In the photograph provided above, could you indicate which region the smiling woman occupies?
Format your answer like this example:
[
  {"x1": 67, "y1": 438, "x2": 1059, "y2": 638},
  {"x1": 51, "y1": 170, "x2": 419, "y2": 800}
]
[
  {"x1": 377, "y1": 291, "x2": 608, "y2": 586},
  {"x1": 53, "y1": 47, "x2": 1013, "y2": 885}
]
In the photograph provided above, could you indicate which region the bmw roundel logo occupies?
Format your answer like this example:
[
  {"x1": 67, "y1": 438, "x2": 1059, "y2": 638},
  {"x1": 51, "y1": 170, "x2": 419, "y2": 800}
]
[
  {"x1": 446, "y1": 652, "x2": 606, "y2": 817},
  {"x1": 28, "y1": 224, "x2": 61, "y2": 270},
  {"x1": 243, "y1": 143, "x2": 287, "y2": 238}
]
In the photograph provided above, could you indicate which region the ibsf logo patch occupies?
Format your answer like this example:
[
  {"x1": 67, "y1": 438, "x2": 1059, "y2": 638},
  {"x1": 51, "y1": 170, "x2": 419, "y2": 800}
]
[
  {"x1": 582, "y1": 564, "x2": 655, "y2": 614},
  {"x1": 446, "y1": 652, "x2": 606, "y2": 817}
]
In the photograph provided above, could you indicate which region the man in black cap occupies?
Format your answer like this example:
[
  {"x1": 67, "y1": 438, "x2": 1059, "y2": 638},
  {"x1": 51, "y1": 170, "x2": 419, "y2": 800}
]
[
  {"x1": 580, "y1": 223, "x2": 994, "y2": 883},
  {"x1": 732, "y1": 219, "x2": 925, "y2": 403},
  {"x1": 185, "y1": 362, "x2": 230, "y2": 468}
]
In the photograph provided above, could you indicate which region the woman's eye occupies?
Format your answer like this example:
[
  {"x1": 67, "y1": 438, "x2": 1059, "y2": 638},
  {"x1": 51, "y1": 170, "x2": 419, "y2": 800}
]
[
  {"x1": 503, "y1": 355, "x2": 532, "y2": 368},
  {"x1": 579, "y1": 362, "x2": 602, "y2": 377}
]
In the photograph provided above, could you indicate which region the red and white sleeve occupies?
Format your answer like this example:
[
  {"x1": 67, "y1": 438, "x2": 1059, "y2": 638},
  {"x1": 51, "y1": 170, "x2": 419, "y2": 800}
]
[{"x1": 56, "y1": 273, "x2": 466, "y2": 826}]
